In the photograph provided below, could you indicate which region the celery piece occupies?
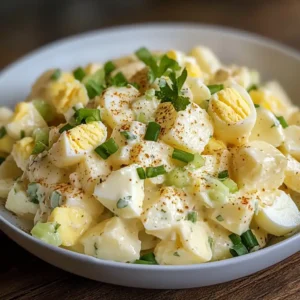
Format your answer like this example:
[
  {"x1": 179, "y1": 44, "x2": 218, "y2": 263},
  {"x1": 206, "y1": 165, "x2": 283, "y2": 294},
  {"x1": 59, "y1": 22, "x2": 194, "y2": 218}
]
[
  {"x1": 166, "y1": 167, "x2": 189, "y2": 188},
  {"x1": 31, "y1": 222, "x2": 62, "y2": 246},
  {"x1": 33, "y1": 99, "x2": 55, "y2": 122}
]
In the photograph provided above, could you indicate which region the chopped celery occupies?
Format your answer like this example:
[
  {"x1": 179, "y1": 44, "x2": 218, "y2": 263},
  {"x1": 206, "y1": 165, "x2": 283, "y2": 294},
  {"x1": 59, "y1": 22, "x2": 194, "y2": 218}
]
[
  {"x1": 166, "y1": 167, "x2": 189, "y2": 188},
  {"x1": 32, "y1": 128, "x2": 49, "y2": 155},
  {"x1": 136, "y1": 112, "x2": 147, "y2": 124},
  {"x1": 222, "y1": 178, "x2": 238, "y2": 193},
  {"x1": 189, "y1": 153, "x2": 205, "y2": 169},
  {"x1": 33, "y1": 99, "x2": 56, "y2": 122},
  {"x1": 206, "y1": 177, "x2": 229, "y2": 204},
  {"x1": 199, "y1": 100, "x2": 210, "y2": 110},
  {"x1": 31, "y1": 222, "x2": 62, "y2": 246},
  {"x1": 27, "y1": 182, "x2": 41, "y2": 204}
]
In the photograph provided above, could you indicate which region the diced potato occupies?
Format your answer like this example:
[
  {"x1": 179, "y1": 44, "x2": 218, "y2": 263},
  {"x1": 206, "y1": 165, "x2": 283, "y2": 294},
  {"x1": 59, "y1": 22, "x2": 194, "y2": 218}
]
[
  {"x1": 156, "y1": 102, "x2": 213, "y2": 153},
  {"x1": 11, "y1": 137, "x2": 35, "y2": 171},
  {"x1": 280, "y1": 125, "x2": 300, "y2": 161},
  {"x1": 48, "y1": 206, "x2": 93, "y2": 246},
  {"x1": 81, "y1": 217, "x2": 141, "y2": 263},
  {"x1": 0, "y1": 155, "x2": 22, "y2": 180}
]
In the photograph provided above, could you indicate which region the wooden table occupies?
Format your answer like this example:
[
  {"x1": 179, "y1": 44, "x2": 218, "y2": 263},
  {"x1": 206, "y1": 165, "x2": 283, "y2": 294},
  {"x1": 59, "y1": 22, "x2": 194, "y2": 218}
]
[{"x1": 1, "y1": 1, "x2": 300, "y2": 299}]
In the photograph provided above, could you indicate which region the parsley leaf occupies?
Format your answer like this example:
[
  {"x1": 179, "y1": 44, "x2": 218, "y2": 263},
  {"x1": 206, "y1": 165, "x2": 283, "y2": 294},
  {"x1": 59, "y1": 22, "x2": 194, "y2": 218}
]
[
  {"x1": 135, "y1": 47, "x2": 180, "y2": 82},
  {"x1": 155, "y1": 68, "x2": 190, "y2": 111}
]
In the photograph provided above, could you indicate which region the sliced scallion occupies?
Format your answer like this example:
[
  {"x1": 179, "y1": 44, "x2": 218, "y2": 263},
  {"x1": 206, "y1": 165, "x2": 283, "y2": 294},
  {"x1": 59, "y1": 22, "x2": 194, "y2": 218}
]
[
  {"x1": 94, "y1": 138, "x2": 119, "y2": 159},
  {"x1": 120, "y1": 131, "x2": 137, "y2": 140},
  {"x1": 144, "y1": 122, "x2": 161, "y2": 142},
  {"x1": 247, "y1": 84, "x2": 258, "y2": 93},
  {"x1": 241, "y1": 229, "x2": 259, "y2": 251},
  {"x1": 85, "y1": 80, "x2": 103, "y2": 99},
  {"x1": 75, "y1": 108, "x2": 101, "y2": 124},
  {"x1": 116, "y1": 195, "x2": 132, "y2": 209},
  {"x1": 136, "y1": 167, "x2": 146, "y2": 179},
  {"x1": 172, "y1": 148, "x2": 194, "y2": 163},
  {"x1": 207, "y1": 84, "x2": 224, "y2": 94},
  {"x1": 276, "y1": 116, "x2": 288, "y2": 128},
  {"x1": 50, "y1": 191, "x2": 62, "y2": 209},
  {"x1": 216, "y1": 215, "x2": 224, "y2": 222},
  {"x1": 254, "y1": 104, "x2": 260, "y2": 108},
  {"x1": 229, "y1": 233, "x2": 249, "y2": 257},
  {"x1": 111, "y1": 72, "x2": 128, "y2": 87},
  {"x1": 218, "y1": 170, "x2": 229, "y2": 180},
  {"x1": 186, "y1": 211, "x2": 197, "y2": 223},
  {"x1": 59, "y1": 124, "x2": 74, "y2": 133},
  {"x1": 27, "y1": 182, "x2": 40, "y2": 204},
  {"x1": 20, "y1": 130, "x2": 25, "y2": 139},
  {"x1": 140, "y1": 252, "x2": 157, "y2": 264},
  {"x1": 145, "y1": 165, "x2": 167, "y2": 178},
  {"x1": 104, "y1": 61, "x2": 116, "y2": 76}
]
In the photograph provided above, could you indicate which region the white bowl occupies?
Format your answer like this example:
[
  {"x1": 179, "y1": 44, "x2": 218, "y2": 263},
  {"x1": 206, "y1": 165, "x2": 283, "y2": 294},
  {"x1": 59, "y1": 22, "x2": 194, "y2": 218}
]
[{"x1": 0, "y1": 23, "x2": 299, "y2": 289}]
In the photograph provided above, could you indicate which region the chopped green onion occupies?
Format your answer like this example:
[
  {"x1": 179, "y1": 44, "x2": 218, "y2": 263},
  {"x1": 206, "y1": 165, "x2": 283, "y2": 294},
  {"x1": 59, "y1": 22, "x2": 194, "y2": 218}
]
[
  {"x1": 20, "y1": 130, "x2": 25, "y2": 139},
  {"x1": 50, "y1": 69, "x2": 61, "y2": 80},
  {"x1": 116, "y1": 195, "x2": 132, "y2": 209},
  {"x1": 241, "y1": 229, "x2": 259, "y2": 251},
  {"x1": 120, "y1": 131, "x2": 137, "y2": 140},
  {"x1": 247, "y1": 84, "x2": 258, "y2": 93},
  {"x1": 140, "y1": 252, "x2": 158, "y2": 264},
  {"x1": 216, "y1": 215, "x2": 224, "y2": 222},
  {"x1": 111, "y1": 72, "x2": 128, "y2": 87},
  {"x1": 166, "y1": 167, "x2": 189, "y2": 188},
  {"x1": 0, "y1": 126, "x2": 7, "y2": 139},
  {"x1": 31, "y1": 222, "x2": 62, "y2": 246},
  {"x1": 33, "y1": 99, "x2": 56, "y2": 122},
  {"x1": 136, "y1": 167, "x2": 146, "y2": 179},
  {"x1": 189, "y1": 153, "x2": 205, "y2": 169},
  {"x1": 130, "y1": 82, "x2": 140, "y2": 90},
  {"x1": 74, "y1": 108, "x2": 101, "y2": 124},
  {"x1": 27, "y1": 182, "x2": 40, "y2": 204},
  {"x1": 206, "y1": 177, "x2": 230, "y2": 204},
  {"x1": 0, "y1": 157, "x2": 5, "y2": 165},
  {"x1": 144, "y1": 122, "x2": 161, "y2": 142},
  {"x1": 59, "y1": 124, "x2": 74, "y2": 133},
  {"x1": 276, "y1": 116, "x2": 288, "y2": 128},
  {"x1": 218, "y1": 170, "x2": 229, "y2": 180},
  {"x1": 85, "y1": 81, "x2": 103, "y2": 99},
  {"x1": 222, "y1": 178, "x2": 238, "y2": 193},
  {"x1": 134, "y1": 260, "x2": 157, "y2": 265},
  {"x1": 50, "y1": 191, "x2": 62, "y2": 209},
  {"x1": 229, "y1": 233, "x2": 249, "y2": 257},
  {"x1": 254, "y1": 104, "x2": 260, "y2": 108},
  {"x1": 207, "y1": 84, "x2": 224, "y2": 95},
  {"x1": 32, "y1": 141, "x2": 47, "y2": 155},
  {"x1": 145, "y1": 165, "x2": 167, "y2": 178},
  {"x1": 136, "y1": 112, "x2": 147, "y2": 123},
  {"x1": 208, "y1": 237, "x2": 214, "y2": 249},
  {"x1": 186, "y1": 211, "x2": 197, "y2": 223},
  {"x1": 73, "y1": 67, "x2": 86, "y2": 81},
  {"x1": 172, "y1": 148, "x2": 194, "y2": 163},
  {"x1": 104, "y1": 61, "x2": 116, "y2": 76},
  {"x1": 145, "y1": 88, "x2": 155, "y2": 100},
  {"x1": 94, "y1": 138, "x2": 119, "y2": 159},
  {"x1": 173, "y1": 251, "x2": 180, "y2": 257}
]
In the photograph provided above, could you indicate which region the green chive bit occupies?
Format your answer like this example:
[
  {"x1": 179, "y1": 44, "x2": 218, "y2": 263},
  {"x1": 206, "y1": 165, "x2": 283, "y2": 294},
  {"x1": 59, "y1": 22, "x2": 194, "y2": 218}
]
[
  {"x1": 94, "y1": 138, "x2": 119, "y2": 159},
  {"x1": 186, "y1": 211, "x2": 197, "y2": 223},
  {"x1": 59, "y1": 124, "x2": 74, "y2": 134},
  {"x1": 172, "y1": 148, "x2": 194, "y2": 163},
  {"x1": 50, "y1": 69, "x2": 61, "y2": 80},
  {"x1": 73, "y1": 67, "x2": 86, "y2": 81},
  {"x1": 116, "y1": 196, "x2": 132, "y2": 209},
  {"x1": 229, "y1": 233, "x2": 248, "y2": 257},
  {"x1": 120, "y1": 131, "x2": 137, "y2": 140},
  {"x1": 218, "y1": 170, "x2": 229, "y2": 180},
  {"x1": 140, "y1": 252, "x2": 158, "y2": 264},
  {"x1": 136, "y1": 167, "x2": 146, "y2": 179},
  {"x1": 276, "y1": 116, "x2": 288, "y2": 128},
  {"x1": 207, "y1": 84, "x2": 224, "y2": 95},
  {"x1": 0, "y1": 126, "x2": 7, "y2": 139},
  {"x1": 241, "y1": 229, "x2": 259, "y2": 251},
  {"x1": 247, "y1": 84, "x2": 258, "y2": 93},
  {"x1": 85, "y1": 81, "x2": 103, "y2": 99},
  {"x1": 144, "y1": 122, "x2": 161, "y2": 142},
  {"x1": 254, "y1": 104, "x2": 260, "y2": 108},
  {"x1": 216, "y1": 215, "x2": 224, "y2": 222},
  {"x1": 145, "y1": 165, "x2": 167, "y2": 178}
]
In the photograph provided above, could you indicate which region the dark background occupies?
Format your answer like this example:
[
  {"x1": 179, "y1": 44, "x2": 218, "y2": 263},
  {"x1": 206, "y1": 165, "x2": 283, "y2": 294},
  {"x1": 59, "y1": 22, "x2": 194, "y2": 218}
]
[
  {"x1": 1, "y1": 1, "x2": 300, "y2": 299},
  {"x1": 1, "y1": 0, "x2": 300, "y2": 69}
]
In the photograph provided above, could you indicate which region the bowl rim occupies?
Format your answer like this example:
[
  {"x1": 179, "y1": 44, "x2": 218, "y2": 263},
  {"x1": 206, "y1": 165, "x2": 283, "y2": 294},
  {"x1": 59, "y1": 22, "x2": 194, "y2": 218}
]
[{"x1": 0, "y1": 22, "x2": 299, "y2": 270}]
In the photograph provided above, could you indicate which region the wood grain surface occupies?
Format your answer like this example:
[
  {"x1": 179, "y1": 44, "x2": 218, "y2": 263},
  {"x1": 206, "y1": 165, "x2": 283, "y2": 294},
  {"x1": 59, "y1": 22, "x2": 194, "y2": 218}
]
[{"x1": 1, "y1": 0, "x2": 300, "y2": 299}]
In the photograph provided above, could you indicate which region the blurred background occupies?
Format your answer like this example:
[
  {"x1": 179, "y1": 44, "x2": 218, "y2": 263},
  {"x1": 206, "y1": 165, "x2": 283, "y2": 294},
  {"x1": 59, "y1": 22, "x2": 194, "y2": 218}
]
[{"x1": 1, "y1": 0, "x2": 300, "y2": 69}]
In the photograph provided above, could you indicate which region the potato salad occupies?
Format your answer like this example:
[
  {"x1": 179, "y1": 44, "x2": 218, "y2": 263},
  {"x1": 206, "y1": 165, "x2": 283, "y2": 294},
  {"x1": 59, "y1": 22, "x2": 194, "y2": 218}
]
[{"x1": 1, "y1": 46, "x2": 300, "y2": 265}]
